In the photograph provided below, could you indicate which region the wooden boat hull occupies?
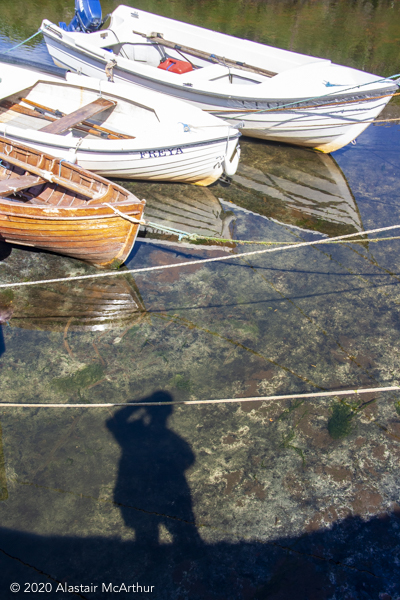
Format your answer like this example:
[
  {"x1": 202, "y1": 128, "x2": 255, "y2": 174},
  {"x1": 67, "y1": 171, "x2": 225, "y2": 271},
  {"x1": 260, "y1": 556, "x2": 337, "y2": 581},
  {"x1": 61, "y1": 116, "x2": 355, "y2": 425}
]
[
  {"x1": 41, "y1": 7, "x2": 398, "y2": 153},
  {"x1": 0, "y1": 205, "x2": 142, "y2": 267},
  {"x1": 0, "y1": 137, "x2": 145, "y2": 267}
]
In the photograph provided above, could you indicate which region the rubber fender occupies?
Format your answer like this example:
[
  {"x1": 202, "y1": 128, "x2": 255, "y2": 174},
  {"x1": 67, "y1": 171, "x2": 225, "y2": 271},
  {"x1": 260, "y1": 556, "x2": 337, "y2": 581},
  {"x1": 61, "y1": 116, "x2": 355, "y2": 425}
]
[{"x1": 223, "y1": 144, "x2": 241, "y2": 177}]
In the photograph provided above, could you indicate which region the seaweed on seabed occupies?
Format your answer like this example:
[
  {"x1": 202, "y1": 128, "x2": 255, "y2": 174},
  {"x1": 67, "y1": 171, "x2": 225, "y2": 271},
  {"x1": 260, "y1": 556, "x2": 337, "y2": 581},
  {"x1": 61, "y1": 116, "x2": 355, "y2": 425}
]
[
  {"x1": 169, "y1": 374, "x2": 192, "y2": 392},
  {"x1": 395, "y1": 400, "x2": 400, "y2": 417},
  {"x1": 327, "y1": 401, "x2": 355, "y2": 439},
  {"x1": 0, "y1": 422, "x2": 8, "y2": 501},
  {"x1": 52, "y1": 363, "x2": 104, "y2": 394},
  {"x1": 0, "y1": 290, "x2": 14, "y2": 304},
  {"x1": 279, "y1": 429, "x2": 306, "y2": 467}
]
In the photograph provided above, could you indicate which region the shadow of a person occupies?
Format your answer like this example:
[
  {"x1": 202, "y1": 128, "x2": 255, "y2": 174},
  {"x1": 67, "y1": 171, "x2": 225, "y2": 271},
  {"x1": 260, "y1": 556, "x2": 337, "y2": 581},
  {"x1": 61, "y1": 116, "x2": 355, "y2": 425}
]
[{"x1": 106, "y1": 391, "x2": 202, "y2": 550}]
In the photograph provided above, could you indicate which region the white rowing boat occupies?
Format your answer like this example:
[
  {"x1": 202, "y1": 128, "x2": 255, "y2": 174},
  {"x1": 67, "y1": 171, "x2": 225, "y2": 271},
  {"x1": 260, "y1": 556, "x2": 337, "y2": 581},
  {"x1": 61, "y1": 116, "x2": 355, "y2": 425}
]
[
  {"x1": 41, "y1": 2, "x2": 398, "y2": 153},
  {"x1": 0, "y1": 61, "x2": 240, "y2": 185}
]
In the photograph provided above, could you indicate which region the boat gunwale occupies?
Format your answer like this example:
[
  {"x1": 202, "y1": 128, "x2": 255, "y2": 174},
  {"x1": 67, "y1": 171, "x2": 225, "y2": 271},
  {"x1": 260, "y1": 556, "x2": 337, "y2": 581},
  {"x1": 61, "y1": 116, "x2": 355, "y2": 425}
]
[
  {"x1": 40, "y1": 22, "x2": 398, "y2": 106},
  {"x1": 0, "y1": 205, "x2": 144, "y2": 220},
  {"x1": 0, "y1": 121, "x2": 240, "y2": 154}
]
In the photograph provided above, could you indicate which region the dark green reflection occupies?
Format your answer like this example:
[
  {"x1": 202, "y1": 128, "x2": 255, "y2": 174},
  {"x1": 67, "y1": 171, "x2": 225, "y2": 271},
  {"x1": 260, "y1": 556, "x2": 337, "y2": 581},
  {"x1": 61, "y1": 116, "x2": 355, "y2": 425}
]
[
  {"x1": 1, "y1": 0, "x2": 400, "y2": 76},
  {"x1": 218, "y1": 139, "x2": 364, "y2": 239}
]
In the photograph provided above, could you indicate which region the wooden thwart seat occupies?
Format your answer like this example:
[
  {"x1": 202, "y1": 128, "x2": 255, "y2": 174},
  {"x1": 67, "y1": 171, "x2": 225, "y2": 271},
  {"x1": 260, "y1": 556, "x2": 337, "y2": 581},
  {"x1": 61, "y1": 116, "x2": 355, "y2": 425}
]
[
  {"x1": 20, "y1": 98, "x2": 133, "y2": 140},
  {"x1": 0, "y1": 151, "x2": 99, "y2": 200},
  {"x1": 0, "y1": 175, "x2": 45, "y2": 197},
  {"x1": 0, "y1": 98, "x2": 133, "y2": 140},
  {"x1": 40, "y1": 98, "x2": 116, "y2": 135}
]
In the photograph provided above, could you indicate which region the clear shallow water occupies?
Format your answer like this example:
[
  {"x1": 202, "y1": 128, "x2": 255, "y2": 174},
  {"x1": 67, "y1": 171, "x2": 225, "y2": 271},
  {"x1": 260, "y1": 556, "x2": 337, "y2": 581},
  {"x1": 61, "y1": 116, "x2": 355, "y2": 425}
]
[{"x1": 0, "y1": 2, "x2": 400, "y2": 598}]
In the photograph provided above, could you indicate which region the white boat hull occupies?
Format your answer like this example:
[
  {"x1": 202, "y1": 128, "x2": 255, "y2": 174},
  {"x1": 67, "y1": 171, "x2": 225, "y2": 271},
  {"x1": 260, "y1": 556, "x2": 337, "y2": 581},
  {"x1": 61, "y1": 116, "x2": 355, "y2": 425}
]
[
  {"x1": 225, "y1": 98, "x2": 388, "y2": 153},
  {"x1": 3, "y1": 131, "x2": 239, "y2": 186},
  {"x1": 0, "y1": 63, "x2": 240, "y2": 185},
  {"x1": 41, "y1": 7, "x2": 398, "y2": 153}
]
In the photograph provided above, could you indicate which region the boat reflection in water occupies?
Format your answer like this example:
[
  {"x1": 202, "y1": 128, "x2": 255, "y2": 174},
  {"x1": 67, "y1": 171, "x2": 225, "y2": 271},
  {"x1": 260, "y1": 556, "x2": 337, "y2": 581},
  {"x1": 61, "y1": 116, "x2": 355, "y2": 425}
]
[
  {"x1": 128, "y1": 138, "x2": 363, "y2": 248},
  {"x1": 122, "y1": 179, "x2": 237, "y2": 249},
  {"x1": 0, "y1": 250, "x2": 145, "y2": 333},
  {"x1": 0, "y1": 139, "x2": 362, "y2": 333},
  {"x1": 219, "y1": 139, "x2": 363, "y2": 238}
]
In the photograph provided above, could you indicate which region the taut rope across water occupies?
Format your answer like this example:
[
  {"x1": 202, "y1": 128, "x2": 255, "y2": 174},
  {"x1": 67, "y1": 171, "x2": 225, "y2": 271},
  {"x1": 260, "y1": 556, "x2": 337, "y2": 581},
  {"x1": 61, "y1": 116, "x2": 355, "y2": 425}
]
[
  {"x1": 1, "y1": 223, "x2": 400, "y2": 289},
  {"x1": 0, "y1": 386, "x2": 398, "y2": 408}
]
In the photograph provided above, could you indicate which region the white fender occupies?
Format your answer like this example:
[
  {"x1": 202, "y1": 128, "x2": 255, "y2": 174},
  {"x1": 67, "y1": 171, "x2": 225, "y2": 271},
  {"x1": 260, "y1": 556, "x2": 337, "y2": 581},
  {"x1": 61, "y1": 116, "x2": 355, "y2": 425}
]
[{"x1": 223, "y1": 143, "x2": 240, "y2": 177}]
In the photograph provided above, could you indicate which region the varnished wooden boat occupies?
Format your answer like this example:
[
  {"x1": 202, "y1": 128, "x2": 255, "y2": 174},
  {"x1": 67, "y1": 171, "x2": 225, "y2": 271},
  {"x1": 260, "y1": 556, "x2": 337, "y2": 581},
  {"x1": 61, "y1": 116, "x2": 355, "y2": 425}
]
[{"x1": 0, "y1": 136, "x2": 145, "y2": 267}]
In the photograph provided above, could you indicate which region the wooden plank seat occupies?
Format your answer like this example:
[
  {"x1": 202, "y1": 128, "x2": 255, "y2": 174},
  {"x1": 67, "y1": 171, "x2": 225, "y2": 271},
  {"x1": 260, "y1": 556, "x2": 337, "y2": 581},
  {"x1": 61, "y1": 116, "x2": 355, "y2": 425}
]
[
  {"x1": 40, "y1": 98, "x2": 116, "y2": 135},
  {"x1": 20, "y1": 98, "x2": 133, "y2": 140},
  {"x1": 0, "y1": 174, "x2": 45, "y2": 197},
  {"x1": 0, "y1": 99, "x2": 133, "y2": 140}
]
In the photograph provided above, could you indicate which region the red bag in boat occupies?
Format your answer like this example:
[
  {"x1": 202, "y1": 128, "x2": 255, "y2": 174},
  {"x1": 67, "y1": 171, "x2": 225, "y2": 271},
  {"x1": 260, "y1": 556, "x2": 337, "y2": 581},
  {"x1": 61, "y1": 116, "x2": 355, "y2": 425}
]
[{"x1": 158, "y1": 58, "x2": 193, "y2": 74}]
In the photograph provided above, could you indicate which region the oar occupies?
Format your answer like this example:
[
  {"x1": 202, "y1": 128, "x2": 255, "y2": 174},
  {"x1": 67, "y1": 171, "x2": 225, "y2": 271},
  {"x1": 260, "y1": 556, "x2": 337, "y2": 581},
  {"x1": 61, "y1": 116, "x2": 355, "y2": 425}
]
[{"x1": 132, "y1": 30, "x2": 277, "y2": 78}]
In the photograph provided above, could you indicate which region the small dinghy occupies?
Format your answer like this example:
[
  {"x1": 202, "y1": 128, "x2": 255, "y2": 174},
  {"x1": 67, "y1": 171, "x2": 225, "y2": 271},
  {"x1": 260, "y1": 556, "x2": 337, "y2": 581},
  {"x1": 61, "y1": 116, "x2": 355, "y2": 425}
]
[
  {"x1": 41, "y1": 1, "x2": 398, "y2": 153},
  {"x1": 0, "y1": 61, "x2": 240, "y2": 185},
  {"x1": 0, "y1": 136, "x2": 146, "y2": 267}
]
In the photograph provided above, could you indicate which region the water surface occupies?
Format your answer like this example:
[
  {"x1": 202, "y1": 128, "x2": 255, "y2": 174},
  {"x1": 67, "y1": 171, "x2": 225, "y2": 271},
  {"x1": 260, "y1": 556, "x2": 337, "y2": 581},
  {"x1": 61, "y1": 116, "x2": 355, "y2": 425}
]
[{"x1": 0, "y1": 2, "x2": 400, "y2": 598}]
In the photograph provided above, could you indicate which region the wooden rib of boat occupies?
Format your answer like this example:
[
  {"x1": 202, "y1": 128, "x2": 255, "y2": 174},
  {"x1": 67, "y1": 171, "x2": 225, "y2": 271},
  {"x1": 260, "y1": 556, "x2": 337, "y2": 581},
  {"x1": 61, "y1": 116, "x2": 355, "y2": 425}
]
[
  {"x1": 41, "y1": 2, "x2": 398, "y2": 153},
  {"x1": 0, "y1": 136, "x2": 146, "y2": 267}
]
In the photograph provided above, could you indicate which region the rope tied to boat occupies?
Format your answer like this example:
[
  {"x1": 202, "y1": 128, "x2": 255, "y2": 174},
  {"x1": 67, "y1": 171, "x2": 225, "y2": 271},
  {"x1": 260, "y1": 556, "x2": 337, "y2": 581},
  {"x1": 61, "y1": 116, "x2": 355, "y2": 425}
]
[
  {"x1": 1, "y1": 223, "x2": 400, "y2": 289},
  {"x1": 104, "y1": 203, "x2": 202, "y2": 240},
  {"x1": 1, "y1": 30, "x2": 43, "y2": 55},
  {"x1": 103, "y1": 204, "x2": 400, "y2": 246},
  {"x1": 156, "y1": 234, "x2": 400, "y2": 246}
]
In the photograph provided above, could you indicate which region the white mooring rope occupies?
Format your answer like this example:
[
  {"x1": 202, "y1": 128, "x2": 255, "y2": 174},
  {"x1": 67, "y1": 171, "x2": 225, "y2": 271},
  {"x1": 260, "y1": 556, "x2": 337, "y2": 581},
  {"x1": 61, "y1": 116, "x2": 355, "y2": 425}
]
[
  {"x1": 1, "y1": 223, "x2": 400, "y2": 289},
  {"x1": 0, "y1": 386, "x2": 398, "y2": 408}
]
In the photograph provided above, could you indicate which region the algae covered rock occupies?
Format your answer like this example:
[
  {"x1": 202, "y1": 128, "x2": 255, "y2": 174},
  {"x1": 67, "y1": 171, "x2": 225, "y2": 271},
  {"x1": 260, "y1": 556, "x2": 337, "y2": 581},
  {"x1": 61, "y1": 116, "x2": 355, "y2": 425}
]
[
  {"x1": 52, "y1": 363, "x2": 104, "y2": 394},
  {"x1": 327, "y1": 402, "x2": 355, "y2": 439}
]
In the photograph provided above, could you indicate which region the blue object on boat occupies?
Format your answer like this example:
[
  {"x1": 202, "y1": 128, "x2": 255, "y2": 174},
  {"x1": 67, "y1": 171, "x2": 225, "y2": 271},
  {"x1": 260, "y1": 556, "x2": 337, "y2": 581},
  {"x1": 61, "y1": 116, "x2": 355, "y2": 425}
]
[{"x1": 60, "y1": 0, "x2": 102, "y2": 33}]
